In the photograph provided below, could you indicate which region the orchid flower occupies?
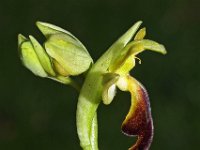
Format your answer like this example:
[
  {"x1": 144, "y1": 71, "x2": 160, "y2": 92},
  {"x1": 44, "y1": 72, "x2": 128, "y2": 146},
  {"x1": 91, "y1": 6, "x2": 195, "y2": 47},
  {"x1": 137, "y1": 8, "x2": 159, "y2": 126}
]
[
  {"x1": 100, "y1": 24, "x2": 166, "y2": 150},
  {"x1": 18, "y1": 21, "x2": 166, "y2": 150},
  {"x1": 77, "y1": 21, "x2": 166, "y2": 150}
]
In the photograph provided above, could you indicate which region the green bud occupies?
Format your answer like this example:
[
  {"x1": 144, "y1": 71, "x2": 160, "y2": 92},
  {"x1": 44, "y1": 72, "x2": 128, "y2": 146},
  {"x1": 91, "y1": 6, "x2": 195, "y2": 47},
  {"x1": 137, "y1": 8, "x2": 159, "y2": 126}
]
[
  {"x1": 45, "y1": 33, "x2": 93, "y2": 76},
  {"x1": 18, "y1": 34, "x2": 47, "y2": 77},
  {"x1": 18, "y1": 21, "x2": 93, "y2": 89}
]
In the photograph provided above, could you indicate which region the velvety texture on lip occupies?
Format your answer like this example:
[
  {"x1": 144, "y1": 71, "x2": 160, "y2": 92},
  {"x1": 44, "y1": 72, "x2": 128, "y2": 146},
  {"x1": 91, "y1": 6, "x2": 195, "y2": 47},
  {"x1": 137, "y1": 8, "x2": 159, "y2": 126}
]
[{"x1": 121, "y1": 76, "x2": 154, "y2": 150}]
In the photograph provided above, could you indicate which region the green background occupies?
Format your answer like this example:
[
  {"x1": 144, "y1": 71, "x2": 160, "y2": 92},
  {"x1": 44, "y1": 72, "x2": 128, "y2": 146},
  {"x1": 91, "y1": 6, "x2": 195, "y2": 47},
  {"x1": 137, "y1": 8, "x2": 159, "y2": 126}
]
[{"x1": 0, "y1": 0, "x2": 199, "y2": 149}]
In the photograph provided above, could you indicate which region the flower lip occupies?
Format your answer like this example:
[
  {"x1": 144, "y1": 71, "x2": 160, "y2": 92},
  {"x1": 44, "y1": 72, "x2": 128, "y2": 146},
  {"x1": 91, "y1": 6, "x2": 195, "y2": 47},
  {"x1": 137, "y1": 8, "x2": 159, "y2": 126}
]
[{"x1": 121, "y1": 76, "x2": 154, "y2": 150}]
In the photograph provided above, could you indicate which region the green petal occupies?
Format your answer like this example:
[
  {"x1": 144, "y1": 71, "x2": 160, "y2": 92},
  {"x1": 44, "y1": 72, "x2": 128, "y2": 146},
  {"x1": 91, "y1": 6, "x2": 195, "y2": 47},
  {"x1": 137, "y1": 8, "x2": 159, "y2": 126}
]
[
  {"x1": 29, "y1": 35, "x2": 56, "y2": 76},
  {"x1": 19, "y1": 39, "x2": 47, "y2": 77},
  {"x1": 110, "y1": 39, "x2": 166, "y2": 74},
  {"x1": 134, "y1": 27, "x2": 146, "y2": 40},
  {"x1": 45, "y1": 33, "x2": 93, "y2": 76},
  {"x1": 128, "y1": 39, "x2": 167, "y2": 55}
]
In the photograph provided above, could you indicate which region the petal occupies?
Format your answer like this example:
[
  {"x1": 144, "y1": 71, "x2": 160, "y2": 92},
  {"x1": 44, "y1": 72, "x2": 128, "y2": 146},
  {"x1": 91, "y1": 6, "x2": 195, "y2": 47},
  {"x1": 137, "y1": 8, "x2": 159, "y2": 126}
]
[
  {"x1": 128, "y1": 39, "x2": 167, "y2": 55},
  {"x1": 119, "y1": 76, "x2": 153, "y2": 150},
  {"x1": 134, "y1": 28, "x2": 146, "y2": 40},
  {"x1": 52, "y1": 59, "x2": 69, "y2": 76},
  {"x1": 110, "y1": 39, "x2": 166, "y2": 75},
  {"x1": 29, "y1": 35, "x2": 56, "y2": 76}
]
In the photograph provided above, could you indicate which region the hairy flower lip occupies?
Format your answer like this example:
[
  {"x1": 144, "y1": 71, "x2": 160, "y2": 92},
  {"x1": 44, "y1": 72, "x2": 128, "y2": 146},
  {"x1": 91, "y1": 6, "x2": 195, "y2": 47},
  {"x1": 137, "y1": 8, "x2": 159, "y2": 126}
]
[{"x1": 121, "y1": 76, "x2": 153, "y2": 150}]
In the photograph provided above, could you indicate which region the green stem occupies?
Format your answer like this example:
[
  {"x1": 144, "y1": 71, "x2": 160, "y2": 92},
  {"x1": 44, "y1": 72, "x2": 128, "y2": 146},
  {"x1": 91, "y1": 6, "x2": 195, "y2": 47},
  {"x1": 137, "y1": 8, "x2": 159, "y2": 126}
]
[{"x1": 90, "y1": 113, "x2": 98, "y2": 150}]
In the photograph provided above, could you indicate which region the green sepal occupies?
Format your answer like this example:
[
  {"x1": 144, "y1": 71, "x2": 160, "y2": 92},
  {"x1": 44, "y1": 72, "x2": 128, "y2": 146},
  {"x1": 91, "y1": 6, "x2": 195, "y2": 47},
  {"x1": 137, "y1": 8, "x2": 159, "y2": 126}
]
[
  {"x1": 18, "y1": 34, "x2": 27, "y2": 46},
  {"x1": 36, "y1": 21, "x2": 90, "y2": 56},
  {"x1": 18, "y1": 34, "x2": 47, "y2": 77},
  {"x1": 29, "y1": 35, "x2": 56, "y2": 76},
  {"x1": 108, "y1": 21, "x2": 142, "y2": 70},
  {"x1": 45, "y1": 33, "x2": 93, "y2": 76},
  {"x1": 36, "y1": 21, "x2": 76, "y2": 38}
]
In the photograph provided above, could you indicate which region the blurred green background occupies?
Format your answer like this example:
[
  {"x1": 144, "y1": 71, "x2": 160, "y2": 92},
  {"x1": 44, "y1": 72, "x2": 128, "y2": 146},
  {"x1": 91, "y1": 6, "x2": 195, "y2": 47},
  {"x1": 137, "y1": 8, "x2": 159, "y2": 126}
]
[{"x1": 0, "y1": 0, "x2": 199, "y2": 149}]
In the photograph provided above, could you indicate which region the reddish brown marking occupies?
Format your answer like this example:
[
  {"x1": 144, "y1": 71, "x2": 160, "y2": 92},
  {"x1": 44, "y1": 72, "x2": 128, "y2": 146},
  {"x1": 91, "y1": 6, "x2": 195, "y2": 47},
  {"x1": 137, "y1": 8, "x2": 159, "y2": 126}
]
[{"x1": 122, "y1": 81, "x2": 154, "y2": 150}]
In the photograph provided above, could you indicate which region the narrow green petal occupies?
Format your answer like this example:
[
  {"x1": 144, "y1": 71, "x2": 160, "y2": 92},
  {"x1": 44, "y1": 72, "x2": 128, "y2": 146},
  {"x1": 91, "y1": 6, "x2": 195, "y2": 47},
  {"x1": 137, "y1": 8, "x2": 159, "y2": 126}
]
[
  {"x1": 110, "y1": 39, "x2": 166, "y2": 74},
  {"x1": 45, "y1": 33, "x2": 93, "y2": 76},
  {"x1": 128, "y1": 39, "x2": 167, "y2": 55},
  {"x1": 141, "y1": 39, "x2": 167, "y2": 54},
  {"x1": 29, "y1": 35, "x2": 56, "y2": 76},
  {"x1": 134, "y1": 27, "x2": 146, "y2": 40},
  {"x1": 19, "y1": 41, "x2": 47, "y2": 77}
]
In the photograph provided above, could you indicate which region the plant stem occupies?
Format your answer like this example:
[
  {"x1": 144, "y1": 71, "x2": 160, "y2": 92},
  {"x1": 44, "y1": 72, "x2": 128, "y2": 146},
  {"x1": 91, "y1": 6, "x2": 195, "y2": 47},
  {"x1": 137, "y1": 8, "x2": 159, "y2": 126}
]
[{"x1": 90, "y1": 113, "x2": 98, "y2": 150}]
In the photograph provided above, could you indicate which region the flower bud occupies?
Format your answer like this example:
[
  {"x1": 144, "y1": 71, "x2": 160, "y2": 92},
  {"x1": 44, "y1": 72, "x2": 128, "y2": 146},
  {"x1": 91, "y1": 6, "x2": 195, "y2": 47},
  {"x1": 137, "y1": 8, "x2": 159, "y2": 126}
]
[{"x1": 18, "y1": 21, "x2": 93, "y2": 85}]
